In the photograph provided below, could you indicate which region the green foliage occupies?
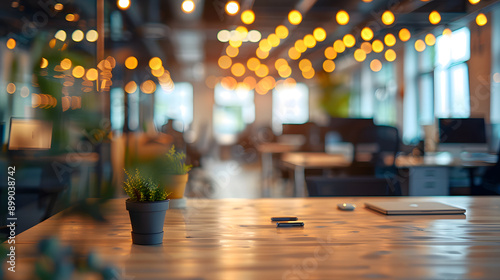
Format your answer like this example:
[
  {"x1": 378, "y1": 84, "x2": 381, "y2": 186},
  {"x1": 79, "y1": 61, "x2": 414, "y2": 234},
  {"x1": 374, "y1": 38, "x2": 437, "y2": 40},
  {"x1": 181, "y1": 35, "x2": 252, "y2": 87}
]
[
  {"x1": 123, "y1": 169, "x2": 169, "y2": 202},
  {"x1": 164, "y1": 145, "x2": 192, "y2": 175}
]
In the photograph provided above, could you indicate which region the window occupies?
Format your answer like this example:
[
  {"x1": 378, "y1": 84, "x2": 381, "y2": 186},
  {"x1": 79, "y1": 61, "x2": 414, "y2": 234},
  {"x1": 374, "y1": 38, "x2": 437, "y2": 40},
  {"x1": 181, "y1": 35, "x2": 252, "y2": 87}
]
[
  {"x1": 154, "y1": 82, "x2": 193, "y2": 131},
  {"x1": 110, "y1": 88, "x2": 125, "y2": 131},
  {"x1": 213, "y1": 84, "x2": 255, "y2": 144},
  {"x1": 272, "y1": 83, "x2": 309, "y2": 133},
  {"x1": 434, "y1": 27, "x2": 471, "y2": 118}
]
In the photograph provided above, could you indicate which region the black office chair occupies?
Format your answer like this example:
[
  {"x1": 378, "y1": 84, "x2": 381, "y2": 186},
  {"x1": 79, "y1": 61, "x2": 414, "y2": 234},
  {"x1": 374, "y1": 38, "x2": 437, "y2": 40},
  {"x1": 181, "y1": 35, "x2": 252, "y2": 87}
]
[
  {"x1": 474, "y1": 142, "x2": 500, "y2": 195},
  {"x1": 306, "y1": 176, "x2": 401, "y2": 197},
  {"x1": 346, "y1": 125, "x2": 400, "y2": 176}
]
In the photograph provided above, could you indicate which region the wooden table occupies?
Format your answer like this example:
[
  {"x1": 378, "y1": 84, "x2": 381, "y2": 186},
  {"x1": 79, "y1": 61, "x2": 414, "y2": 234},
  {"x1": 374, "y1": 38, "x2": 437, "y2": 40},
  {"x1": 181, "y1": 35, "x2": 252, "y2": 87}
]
[
  {"x1": 7, "y1": 197, "x2": 500, "y2": 279},
  {"x1": 281, "y1": 152, "x2": 351, "y2": 197}
]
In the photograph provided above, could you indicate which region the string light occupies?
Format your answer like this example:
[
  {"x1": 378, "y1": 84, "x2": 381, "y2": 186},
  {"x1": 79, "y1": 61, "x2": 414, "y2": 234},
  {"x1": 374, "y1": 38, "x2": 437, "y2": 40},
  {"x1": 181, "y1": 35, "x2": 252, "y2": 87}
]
[
  {"x1": 361, "y1": 27, "x2": 374, "y2": 41},
  {"x1": 381, "y1": 11, "x2": 395, "y2": 25},
  {"x1": 429, "y1": 11, "x2": 441, "y2": 25},
  {"x1": 336, "y1": 10, "x2": 349, "y2": 25},
  {"x1": 225, "y1": 1, "x2": 239, "y2": 15},
  {"x1": 288, "y1": 10, "x2": 302, "y2": 25},
  {"x1": 241, "y1": 10, "x2": 255, "y2": 24},
  {"x1": 181, "y1": 0, "x2": 195, "y2": 13}
]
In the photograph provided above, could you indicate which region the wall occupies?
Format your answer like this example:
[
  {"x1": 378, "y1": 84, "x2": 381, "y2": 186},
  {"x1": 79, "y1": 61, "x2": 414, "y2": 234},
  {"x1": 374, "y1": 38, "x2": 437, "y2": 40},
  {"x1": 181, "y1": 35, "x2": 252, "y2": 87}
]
[{"x1": 469, "y1": 20, "x2": 492, "y2": 121}]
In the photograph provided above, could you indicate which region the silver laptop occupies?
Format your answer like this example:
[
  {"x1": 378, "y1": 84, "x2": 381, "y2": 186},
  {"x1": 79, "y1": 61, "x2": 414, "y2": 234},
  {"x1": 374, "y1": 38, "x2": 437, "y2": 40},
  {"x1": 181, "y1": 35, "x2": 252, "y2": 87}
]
[{"x1": 365, "y1": 201, "x2": 466, "y2": 215}]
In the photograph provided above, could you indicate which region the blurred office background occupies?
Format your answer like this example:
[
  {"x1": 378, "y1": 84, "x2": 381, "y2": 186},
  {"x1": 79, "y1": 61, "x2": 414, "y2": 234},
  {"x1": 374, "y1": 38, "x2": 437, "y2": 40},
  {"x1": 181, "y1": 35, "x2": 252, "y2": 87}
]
[{"x1": 1, "y1": 0, "x2": 500, "y2": 235}]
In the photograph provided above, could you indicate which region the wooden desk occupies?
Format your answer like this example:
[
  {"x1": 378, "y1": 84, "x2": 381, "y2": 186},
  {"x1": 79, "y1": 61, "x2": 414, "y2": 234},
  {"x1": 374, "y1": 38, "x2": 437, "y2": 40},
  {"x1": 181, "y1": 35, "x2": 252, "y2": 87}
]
[
  {"x1": 257, "y1": 143, "x2": 301, "y2": 197},
  {"x1": 8, "y1": 197, "x2": 500, "y2": 280},
  {"x1": 281, "y1": 152, "x2": 351, "y2": 197},
  {"x1": 396, "y1": 154, "x2": 496, "y2": 196}
]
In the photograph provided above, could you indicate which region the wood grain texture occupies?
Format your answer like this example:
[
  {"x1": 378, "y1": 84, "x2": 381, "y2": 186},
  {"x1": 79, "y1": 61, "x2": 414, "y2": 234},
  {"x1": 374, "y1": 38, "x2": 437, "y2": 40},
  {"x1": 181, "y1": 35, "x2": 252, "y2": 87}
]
[{"x1": 6, "y1": 197, "x2": 500, "y2": 280}]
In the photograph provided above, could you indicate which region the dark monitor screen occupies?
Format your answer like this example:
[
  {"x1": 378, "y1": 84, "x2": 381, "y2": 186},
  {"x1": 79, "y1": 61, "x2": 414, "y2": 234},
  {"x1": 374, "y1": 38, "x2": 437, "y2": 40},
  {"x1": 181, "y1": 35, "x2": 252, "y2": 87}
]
[
  {"x1": 328, "y1": 118, "x2": 375, "y2": 143},
  {"x1": 438, "y1": 118, "x2": 487, "y2": 144}
]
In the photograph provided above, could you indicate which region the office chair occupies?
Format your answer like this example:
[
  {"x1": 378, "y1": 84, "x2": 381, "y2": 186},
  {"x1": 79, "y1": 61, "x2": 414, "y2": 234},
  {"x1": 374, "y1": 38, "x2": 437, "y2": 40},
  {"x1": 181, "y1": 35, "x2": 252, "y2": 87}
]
[
  {"x1": 346, "y1": 125, "x2": 400, "y2": 176},
  {"x1": 474, "y1": 141, "x2": 500, "y2": 195},
  {"x1": 306, "y1": 176, "x2": 401, "y2": 196}
]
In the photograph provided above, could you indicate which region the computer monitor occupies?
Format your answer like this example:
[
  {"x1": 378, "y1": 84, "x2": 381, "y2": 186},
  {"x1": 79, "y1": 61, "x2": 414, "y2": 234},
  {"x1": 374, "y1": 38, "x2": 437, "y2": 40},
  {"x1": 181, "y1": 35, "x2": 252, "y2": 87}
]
[
  {"x1": 437, "y1": 118, "x2": 488, "y2": 153},
  {"x1": 328, "y1": 118, "x2": 375, "y2": 143},
  {"x1": 8, "y1": 118, "x2": 53, "y2": 150}
]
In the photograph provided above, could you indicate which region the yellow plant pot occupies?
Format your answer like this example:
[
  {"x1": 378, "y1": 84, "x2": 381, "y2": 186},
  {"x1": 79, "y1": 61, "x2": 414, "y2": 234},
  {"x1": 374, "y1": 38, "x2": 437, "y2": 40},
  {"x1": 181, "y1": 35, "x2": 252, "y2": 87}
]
[{"x1": 163, "y1": 174, "x2": 188, "y2": 199}]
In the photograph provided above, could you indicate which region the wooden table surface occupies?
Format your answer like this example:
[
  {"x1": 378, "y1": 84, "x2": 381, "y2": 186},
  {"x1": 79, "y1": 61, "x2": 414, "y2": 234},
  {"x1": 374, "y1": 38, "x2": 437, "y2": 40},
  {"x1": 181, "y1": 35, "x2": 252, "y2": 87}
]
[{"x1": 7, "y1": 196, "x2": 500, "y2": 279}]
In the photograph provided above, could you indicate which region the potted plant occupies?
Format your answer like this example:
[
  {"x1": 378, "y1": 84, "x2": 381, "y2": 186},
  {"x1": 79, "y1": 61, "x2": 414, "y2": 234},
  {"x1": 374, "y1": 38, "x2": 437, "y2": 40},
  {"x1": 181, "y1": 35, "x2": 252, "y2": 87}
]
[
  {"x1": 162, "y1": 146, "x2": 192, "y2": 209},
  {"x1": 123, "y1": 169, "x2": 170, "y2": 245}
]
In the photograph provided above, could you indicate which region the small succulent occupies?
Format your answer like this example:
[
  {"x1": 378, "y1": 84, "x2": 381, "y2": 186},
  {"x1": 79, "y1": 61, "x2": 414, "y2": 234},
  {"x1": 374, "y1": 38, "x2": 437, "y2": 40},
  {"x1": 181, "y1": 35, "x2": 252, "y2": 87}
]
[
  {"x1": 164, "y1": 145, "x2": 192, "y2": 175},
  {"x1": 123, "y1": 169, "x2": 170, "y2": 202}
]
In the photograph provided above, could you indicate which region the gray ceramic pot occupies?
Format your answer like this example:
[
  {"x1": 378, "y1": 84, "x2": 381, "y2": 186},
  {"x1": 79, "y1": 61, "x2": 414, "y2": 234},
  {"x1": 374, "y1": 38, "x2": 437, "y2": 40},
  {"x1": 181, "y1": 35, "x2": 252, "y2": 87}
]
[{"x1": 125, "y1": 199, "x2": 169, "y2": 245}]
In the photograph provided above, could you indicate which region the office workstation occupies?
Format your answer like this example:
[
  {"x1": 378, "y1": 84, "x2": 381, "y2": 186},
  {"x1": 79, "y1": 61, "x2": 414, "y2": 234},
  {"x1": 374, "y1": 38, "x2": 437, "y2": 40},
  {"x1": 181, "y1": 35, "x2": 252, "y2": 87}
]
[{"x1": 1, "y1": 0, "x2": 500, "y2": 279}]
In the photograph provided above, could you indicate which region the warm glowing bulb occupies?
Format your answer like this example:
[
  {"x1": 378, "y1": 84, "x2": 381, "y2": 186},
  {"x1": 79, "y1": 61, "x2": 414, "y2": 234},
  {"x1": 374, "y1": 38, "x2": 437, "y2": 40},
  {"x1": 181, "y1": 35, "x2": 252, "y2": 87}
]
[
  {"x1": 256, "y1": 48, "x2": 269, "y2": 59},
  {"x1": 302, "y1": 68, "x2": 315, "y2": 79},
  {"x1": 86, "y1": 30, "x2": 98, "y2": 42},
  {"x1": 469, "y1": 0, "x2": 480, "y2": 4},
  {"x1": 288, "y1": 47, "x2": 301, "y2": 60},
  {"x1": 218, "y1": 56, "x2": 232, "y2": 69},
  {"x1": 304, "y1": 34, "x2": 316, "y2": 48},
  {"x1": 149, "y1": 57, "x2": 162, "y2": 70},
  {"x1": 385, "y1": 49, "x2": 396, "y2": 62},
  {"x1": 40, "y1": 58, "x2": 48, "y2": 68},
  {"x1": 425, "y1": 33, "x2": 436, "y2": 46},
  {"x1": 353, "y1": 49, "x2": 366, "y2": 62},
  {"x1": 72, "y1": 66, "x2": 85, "y2": 78},
  {"x1": 415, "y1": 39, "x2": 426, "y2": 52},
  {"x1": 231, "y1": 63, "x2": 245, "y2": 77},
  {"x1": 343, "y1": 34, "x2": 356, "y2": 48},
  {"x1": 288, "y1": 10, "x2": 302, "y2": 25},
  {"x1": 268, "y1": 34, "x2": 280, "y2": 47},
  {"x1": 6, "y1": 38, "x2": 16, "y2": 49},
  {"x1": 72, "y1": 30, "x2": 84, "y2": 42},
  {"x1": 299, "y1": 59, "x2": 312, "y2": 72},
  {"x1": 60, "y1": 58, "x2": 72, "y2": 70},
  {"x1": 333, "y1": 40, "x2": 346, "y2": 53},
  {"x1": 241, "y1": 10, "x2": 255, "y2": 24},
  {"x1": 372, "y1": 40, "x2": 384, "y2": 53},
  {"x1": 336, "y1": 10, "x2": 349, "y2": 25},
  {"x1": 399, "y1": 28, "x2": 411, "y2": 42},
  {"x1": 429, "y1": 11, "x2": 441, "y2": 25},
  {"x1": 55, "y1": 30, "x2": 67, "y2": 41},
  {"x1": 247, "y1": 57, "x2": 260, "y2": 71},
  {"x1": 476, "y1": 13, "x2": 487, "y2": 26},
  {"x1": 125, "y1": 81, "x2": 137, "y2": 94},
  {"x1": 324, "y1": 47, "x2": 337, "y2": 60},
  {"x1": 323, "y1": 60, "x2": 335, "y2": 73},
  {"x1": 381, "y1": 10, "x2": 395, "y2": 25},
  {"x1": 442, "y1": 28, "x2": 452, "y2": 36},
  {"x1": 313, "y1": 27, "x2": 327, "y2": 42},
  {"x1": 275, "y1": 58, "x2": 288, "y2": 71},
  {"x1": 276, "y1": 25, "x2": 289, "y2": 39},
  {"x1": 141, "y1": 80, "x2": 156, "y2": 94},
  {"x1": 259, "y1": 39, "x2": 272, "y2": 52},
  {"x1": 117, "y1": 0, "x2": 131, "y2": 10},
  {"x1": 361, "y1": 27, "x2": 374, "y2": 41},
  {"x1": 225, "y1": 1, "x2": 239, "y2": 15},
  {"x1": 294, "y1": 40, "x2": 307, "y2": 53},
  {"x1": 86, "y1": 68, "x2": 98, "y2": 81},
  {"x1": 361, "y1": 42, "x2": 372, "y2": 54},
  {"x1": 226, "y1": 45, "x2": 239, "y2": 57},
  {"x1": 181, "y1": 0, "x2": 195, "y2": 13},
  {"x1": 125, "y1": 56, "x2": 138, "y2": 69},
  {"x1": 384, "y1": 33, "x2": 396, "y2": 47},
  {"x1": 370, "y1": 59, "x2": 382, "y2": 72}
]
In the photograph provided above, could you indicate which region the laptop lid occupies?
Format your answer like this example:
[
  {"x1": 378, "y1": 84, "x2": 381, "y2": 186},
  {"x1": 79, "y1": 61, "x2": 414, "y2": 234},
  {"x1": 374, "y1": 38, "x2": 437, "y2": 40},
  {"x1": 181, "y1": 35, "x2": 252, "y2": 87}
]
[
  {"x1": 365, "y1": 201, "x2": 466, "y2": 215},
  {"x1": 8, "y1": 118, "x2": 53, "y2": 150}
]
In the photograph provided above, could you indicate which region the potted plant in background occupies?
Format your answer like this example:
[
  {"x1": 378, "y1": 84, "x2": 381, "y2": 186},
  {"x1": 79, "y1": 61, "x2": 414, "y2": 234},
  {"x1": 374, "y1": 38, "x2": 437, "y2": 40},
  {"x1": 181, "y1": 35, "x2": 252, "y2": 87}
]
[
  {"x1": 162, "y1": 146, "x2": 192, "y2": 209},
  {"x1": 124, "y1": 169, "x2": 170, "y2": 245}
]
